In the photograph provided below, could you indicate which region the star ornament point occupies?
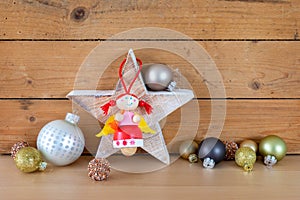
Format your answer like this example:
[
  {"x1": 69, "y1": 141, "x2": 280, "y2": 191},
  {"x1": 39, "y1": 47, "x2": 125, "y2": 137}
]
[{"x1": 67, "y1": 49, "x2": 194, "y2": 165}]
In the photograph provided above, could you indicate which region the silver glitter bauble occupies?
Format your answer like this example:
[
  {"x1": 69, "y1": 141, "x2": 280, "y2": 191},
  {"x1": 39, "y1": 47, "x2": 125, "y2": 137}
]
[
  {"x1": 142, "y1": 64, "x2": 173, "y2": 91},
  {"x1": 37, "y1": 113, "x2": 85, "y2": 166}
]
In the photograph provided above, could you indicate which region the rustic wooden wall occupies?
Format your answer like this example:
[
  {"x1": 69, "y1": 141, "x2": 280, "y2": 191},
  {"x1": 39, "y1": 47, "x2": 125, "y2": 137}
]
[{"x1": 0, "y1": 0, "x2": 299, "y2": 154}]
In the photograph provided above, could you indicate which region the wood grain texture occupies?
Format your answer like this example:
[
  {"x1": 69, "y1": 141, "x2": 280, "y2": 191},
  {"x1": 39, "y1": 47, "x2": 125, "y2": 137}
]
[
  {"x1": 1, "y1": 41, "x2": 300, "y2": 98},
  {"x1": 0, "y1": 0, "x2": 299, "y2": 40},
  {"x1": 0, "y1": 99, "x2": 299, "y2": 154},
  {"x1": 0, "y1": 155, "x2": 300, "y2": 200},
  {"x1": 1, "y1": 0, "x2": 300, "y2": 157}
]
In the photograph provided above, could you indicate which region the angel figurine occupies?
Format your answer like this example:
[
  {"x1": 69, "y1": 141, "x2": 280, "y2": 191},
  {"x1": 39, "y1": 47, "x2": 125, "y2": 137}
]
[{"x1": 96, "y1": 58, "x2": 155, "y2": 156}]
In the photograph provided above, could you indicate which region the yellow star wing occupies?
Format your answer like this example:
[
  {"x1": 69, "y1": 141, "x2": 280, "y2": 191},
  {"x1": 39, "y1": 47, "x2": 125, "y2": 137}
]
[
  {"x1": 96, "y1": 115, "x2": 116, "y2": 137},
  {"x1": 138, "y1": 117, "x2": 156, "y2": 134}
]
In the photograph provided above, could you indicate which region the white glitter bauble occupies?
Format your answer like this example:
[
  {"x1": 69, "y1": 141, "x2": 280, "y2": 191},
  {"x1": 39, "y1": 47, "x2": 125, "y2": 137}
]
[{"x1": 37, "y1": 113, "x2": 85, "y2": 166}]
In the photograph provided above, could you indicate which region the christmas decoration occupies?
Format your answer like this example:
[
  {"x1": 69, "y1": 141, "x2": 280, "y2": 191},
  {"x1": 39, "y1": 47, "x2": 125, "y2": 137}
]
[
  {"x1": 188, "y1": 154, "x2": 198, "y2": 163},
  {"x1": 223, "y1": 141, "x2": 239, "y2": 160},
  {"x1": 235, "y1": 147, "x2": 256, "y2": 172},
  {"x1": 198, "y1": 137, "x2": 226, "y2": 169},
  {"x1": 259, "y1": 135, "x2": 287, "y2": 167},
  {"x1": 179, "y1": 140, "x2": 199, "y2": 160},
  {"x1": 67, "y1": 49, "x2": 194, "y2": 165},
  {"x1": 141, "y1": 64, "x2": 175, "y2": 91},
  {"x1": 11, "y1": 141, "x2": 29, "y2": 159},
  {"x1": 14, "y1": 147, "x2": 47, "y2": 173},
  {"x1": 95, "y1": 57, "x2": 155, "y2": 156},
  {"x1": 36, "y1": 113, "x2": 85, "y2": 166},
  {"x1": 240, "y1": 140, "x2": 258, "y2": 153},
  {"x1": 120, "y1": 147, "x2": 138, "y2": 157},
  {"x1": 88, "y1": 158, "x2": 111, "y2": 181}
]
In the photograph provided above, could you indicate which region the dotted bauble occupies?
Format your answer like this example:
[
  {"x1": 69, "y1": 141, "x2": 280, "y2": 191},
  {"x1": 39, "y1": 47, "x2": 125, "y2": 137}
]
[
  {"x1": 88, "y1": 158, "x2": 111, "y2": 181},
  {"x1": 11, "y1": 141, "x2": 29, "y2": 159},
  {"x1": 37, "y1": 113, "x2": 85, "y2": 166}
]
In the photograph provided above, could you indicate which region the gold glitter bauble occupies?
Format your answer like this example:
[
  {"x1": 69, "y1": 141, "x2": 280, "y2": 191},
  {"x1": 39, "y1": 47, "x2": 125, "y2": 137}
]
[
  {"x1": 240, "y1": 140, "x2": 258, "y2": 153},
  {"x1": 179, "y1": 140, "x2": 199, "y2": 160},
  {"x1": 235, "y1": 147, "x2": 256, "y2": 172},
  {"x1": 121, "y1": 147, "x2": 137, "y2": 156},
  {"x1": 14, "y1": 147, "x2": 47, "y2": 173},
  {"x1": 188, "y1": 154, "x2": 198, "y2": 163}
]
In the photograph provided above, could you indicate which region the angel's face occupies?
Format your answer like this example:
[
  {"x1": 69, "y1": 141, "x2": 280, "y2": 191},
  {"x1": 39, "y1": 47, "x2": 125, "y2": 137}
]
[{"x1": 116, "y1": 94, "x2": 139, "y2": 110}]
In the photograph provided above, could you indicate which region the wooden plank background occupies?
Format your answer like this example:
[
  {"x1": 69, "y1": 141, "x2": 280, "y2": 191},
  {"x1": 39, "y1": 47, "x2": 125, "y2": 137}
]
[
  {"x1": 1, "y1": 0, "x2": 300, "y2": 40},
  {"x1": 0, "y1": 0, "x2": 299, "y2": 154}
]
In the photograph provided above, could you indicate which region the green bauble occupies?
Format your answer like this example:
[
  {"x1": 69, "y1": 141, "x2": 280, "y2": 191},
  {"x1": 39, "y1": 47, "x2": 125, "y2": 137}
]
[
  {"x1": 235, "y1": 147, "x2": 256, "y2": 172},
  {"x1": 14, "y1": 147, "x2": 47, "y2": 173},
  {"x1": 259, "y1": 135, "x2": 287, "y2": 161}
]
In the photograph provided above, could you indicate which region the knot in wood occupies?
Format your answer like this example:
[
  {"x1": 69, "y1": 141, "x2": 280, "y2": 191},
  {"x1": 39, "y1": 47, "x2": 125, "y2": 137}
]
[
  {"x1": 71, "y1": 7, "x2": 89, "y2": 22},
  {"x1": 27, "y1": 79, "x2": 33, "y2": 84},
  {"x1": 250, "y1": 80, "x2": 261, "y2": 90},
  {"x1": 29, "y1": 116, "x2": 36, "y2": 122}
]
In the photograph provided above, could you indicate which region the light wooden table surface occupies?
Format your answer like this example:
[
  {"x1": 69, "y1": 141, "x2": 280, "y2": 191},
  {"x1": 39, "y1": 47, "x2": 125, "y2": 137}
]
[{"x1": 0, "y1": 155, "x2": 299, "y2": 200}]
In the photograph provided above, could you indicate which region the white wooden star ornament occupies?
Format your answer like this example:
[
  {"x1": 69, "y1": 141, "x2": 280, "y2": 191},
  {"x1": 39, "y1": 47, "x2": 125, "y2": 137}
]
[{"x1": 67, "y1": 49, "x2": 194, "y2": 165}]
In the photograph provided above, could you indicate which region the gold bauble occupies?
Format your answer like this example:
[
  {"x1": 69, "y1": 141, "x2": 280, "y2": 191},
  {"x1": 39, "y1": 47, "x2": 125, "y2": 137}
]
[
  {"x1": 259, "y1": 135, "x2": 287, "y2": 161},
  {"x1": 14, "y1": 147, "x2": 47, "y2": 173},
  {"x1": 121, "y1": 147, "x2": 137, "y2": 156},
  {"x1": 179, "y1": 140, "x2": 199, "y2": 160},
  {"x1": 240, "y1": 140, "x2": 258, "y2": 153},
  {"x1": 188, "y1": 154, "x2": 198, "y2": 163},
  {"x1": 235, "y1": 147, "x2": 256, "y2": 172}
]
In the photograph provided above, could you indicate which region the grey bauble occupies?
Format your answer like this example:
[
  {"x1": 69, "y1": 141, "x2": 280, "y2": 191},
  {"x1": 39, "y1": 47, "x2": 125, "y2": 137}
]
[{"x1": 142, "y1": 64, "x2": 173, "y2": 91}]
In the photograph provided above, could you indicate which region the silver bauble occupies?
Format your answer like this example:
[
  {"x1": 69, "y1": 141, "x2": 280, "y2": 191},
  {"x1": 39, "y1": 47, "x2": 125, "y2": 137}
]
[
  {"x1": 142, "y1": 64, "x2": 173, "y2": 91},
  {"x1": 37, "y1": 113, "x2": 85, "y2": 166}
]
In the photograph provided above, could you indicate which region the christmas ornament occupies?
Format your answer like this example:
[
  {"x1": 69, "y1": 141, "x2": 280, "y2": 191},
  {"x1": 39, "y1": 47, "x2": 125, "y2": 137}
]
[
  {"x1": 11, "y1": 141, "x2": 29, "y2": 159},
  {"x1": 88, "y1": 158, "x2": 111, "y2": 181},
  {"x1": 96, "y1": 57, "x2": 155, "y2": 156},
  {"x1": 198, "y1": 137, "x2": 226, "y2": 169},
  {"x1": 141, "y1": 64, "x2": 174, "y2": 91},
  {"x1": 240, "y1": 139, "x2": 258, "y2": 153},
  {"x1": 235, "y1": 147, "x2": 256, "y2": 172},
  {"x1": 259, "y1": 135, "x2": 287, "y2": 167},
  {"x1": 67, "y1": 49, "x2": 194, "y2": 165},
  {"x1": 37, "y1": 113, "x2": 85, "y2": 166},
  {"x1": 179, "y1": 140, "x2": 199, "y2": 160},
  {"x1": 121, "y1": 147, "x2": 138, "y2": 157},
  {"x1": 188, "y1": 154, "x2": 198, "y2": 163},
  {"x1": 223, "y1": 141, "x2": 239, "y2": 160},
  {"x1": 14, "y1": 147, "x2": 47, "y2": 173}
]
